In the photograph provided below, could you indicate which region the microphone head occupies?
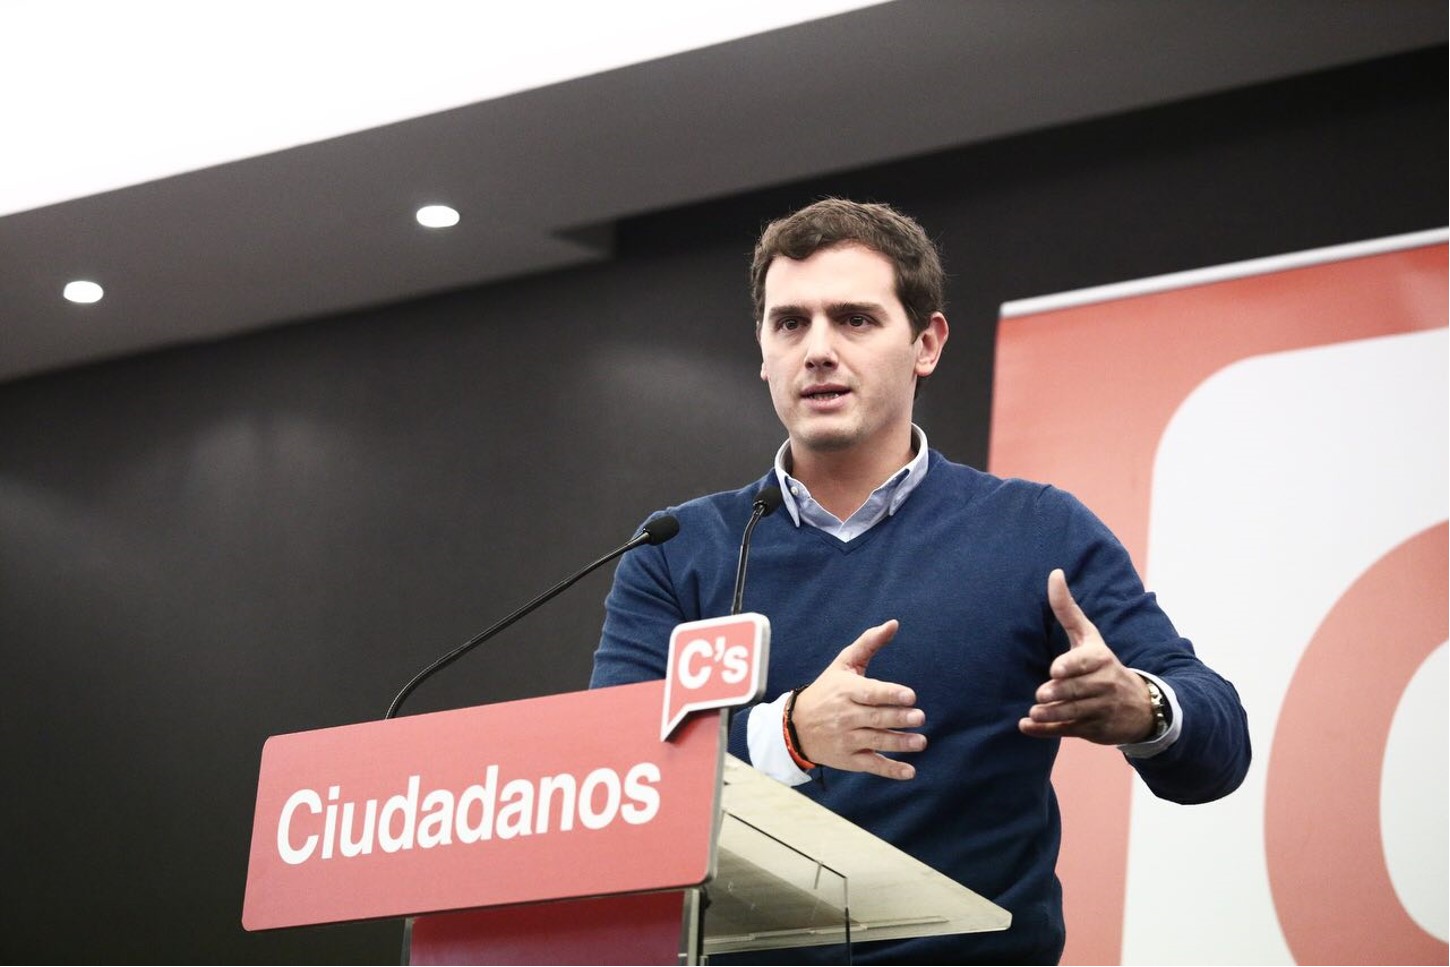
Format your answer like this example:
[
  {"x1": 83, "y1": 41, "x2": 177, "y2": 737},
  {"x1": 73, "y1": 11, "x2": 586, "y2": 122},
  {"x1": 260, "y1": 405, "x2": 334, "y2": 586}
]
[
  {"x1": 753, "y1": 485, "x2": 784, "y2": 517},
  {"x1": 640, "y1": 514, "x2": 680, "y2": 545}
]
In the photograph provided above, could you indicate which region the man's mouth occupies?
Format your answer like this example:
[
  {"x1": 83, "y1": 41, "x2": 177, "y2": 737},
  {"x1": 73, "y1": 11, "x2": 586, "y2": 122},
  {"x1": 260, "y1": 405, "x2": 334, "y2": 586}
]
[{"x1": 803, "y1": 386, "x2": 849, "y2": 402}]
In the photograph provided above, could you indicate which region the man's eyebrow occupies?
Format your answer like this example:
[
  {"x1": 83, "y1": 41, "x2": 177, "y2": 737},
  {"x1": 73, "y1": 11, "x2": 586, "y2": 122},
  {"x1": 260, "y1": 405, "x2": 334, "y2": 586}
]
[
  {"x1": 766, "y1": 304, "x2": 807, "y2": 321},
  {"x1": 765, "y1": 301, "x2": 889, "y2": 321},
  {"x1": 827, "y1": 301, "x2": 888, "y2": 317}
]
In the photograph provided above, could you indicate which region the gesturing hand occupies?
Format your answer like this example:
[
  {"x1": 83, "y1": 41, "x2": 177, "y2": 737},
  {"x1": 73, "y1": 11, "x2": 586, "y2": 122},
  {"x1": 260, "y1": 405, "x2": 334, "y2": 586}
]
[
  {"x1": 1018, "y1": 569, "x2": 1156, "y2": 745},
  {"x1": 791, "y1": 620, "x2": 927, "y2": 780}
]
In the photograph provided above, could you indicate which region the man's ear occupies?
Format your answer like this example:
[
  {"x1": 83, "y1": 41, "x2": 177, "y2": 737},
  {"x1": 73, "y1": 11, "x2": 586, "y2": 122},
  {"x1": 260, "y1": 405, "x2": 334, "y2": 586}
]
[
  {"x1": 915, "y1": 312, "x2": 949, "y2": 377},
  {"x1": 757, "y1": 321, "x2": 768, "y2": 382}
]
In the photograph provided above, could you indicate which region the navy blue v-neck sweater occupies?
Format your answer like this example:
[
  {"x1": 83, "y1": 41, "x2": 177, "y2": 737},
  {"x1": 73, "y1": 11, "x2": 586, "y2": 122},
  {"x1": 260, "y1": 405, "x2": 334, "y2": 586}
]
[{"x1": 592, "y1": 452, "x2": 1250, "y2": 964}]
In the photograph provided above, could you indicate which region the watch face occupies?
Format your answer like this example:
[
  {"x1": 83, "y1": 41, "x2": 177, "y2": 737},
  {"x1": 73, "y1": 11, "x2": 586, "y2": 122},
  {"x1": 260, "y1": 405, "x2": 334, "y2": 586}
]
[{"x1": 1146, "y1": 680, "x2": 1169, "y2": 728}]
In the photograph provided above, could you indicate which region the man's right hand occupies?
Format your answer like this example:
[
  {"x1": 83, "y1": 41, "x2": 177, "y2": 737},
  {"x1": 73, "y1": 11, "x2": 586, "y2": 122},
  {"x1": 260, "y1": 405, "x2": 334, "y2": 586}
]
[{"x1": 790, "y1": 619, "x2": 926, "y2": 780}]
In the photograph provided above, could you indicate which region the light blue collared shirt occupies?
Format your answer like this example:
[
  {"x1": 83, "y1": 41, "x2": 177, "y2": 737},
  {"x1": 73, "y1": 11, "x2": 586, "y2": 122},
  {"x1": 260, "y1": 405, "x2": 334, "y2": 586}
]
[{"x1": 771, "y1": 424, "x2": 932, "y2": 542}]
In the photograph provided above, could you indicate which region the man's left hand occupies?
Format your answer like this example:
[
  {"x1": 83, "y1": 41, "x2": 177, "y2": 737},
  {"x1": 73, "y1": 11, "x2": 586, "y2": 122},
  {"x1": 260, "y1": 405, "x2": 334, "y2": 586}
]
[{"x1": 1018, "y1": 568, "x2": 1156, "y2": 745}]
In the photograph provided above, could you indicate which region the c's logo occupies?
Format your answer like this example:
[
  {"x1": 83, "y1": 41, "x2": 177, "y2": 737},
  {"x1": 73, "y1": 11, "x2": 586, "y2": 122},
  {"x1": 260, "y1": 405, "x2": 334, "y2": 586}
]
[{"x1": 661, "y1": 614, "x2": 769, "y2": 740}]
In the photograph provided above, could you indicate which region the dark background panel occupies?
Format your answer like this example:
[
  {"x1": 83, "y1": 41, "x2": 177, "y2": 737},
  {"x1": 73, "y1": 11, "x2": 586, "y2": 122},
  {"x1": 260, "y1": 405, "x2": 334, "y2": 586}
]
[{"x1": 0, "y1": 48, "x2": 1443, "y2": 962}]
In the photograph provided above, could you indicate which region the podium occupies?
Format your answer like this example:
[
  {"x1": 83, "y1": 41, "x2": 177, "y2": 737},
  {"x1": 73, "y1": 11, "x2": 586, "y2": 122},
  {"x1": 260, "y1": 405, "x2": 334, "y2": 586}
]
[{"x1": 242, "y1": 680, "x2": 1009, "y2": 963}]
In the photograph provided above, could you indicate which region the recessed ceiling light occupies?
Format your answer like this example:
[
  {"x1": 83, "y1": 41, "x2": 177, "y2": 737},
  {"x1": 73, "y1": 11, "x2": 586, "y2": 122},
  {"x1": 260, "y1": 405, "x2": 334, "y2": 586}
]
[
  {"x1": 63, "y1": 280, "x2": 104, "y2": 303},
  {"x1": 416, "y1": 205, "x2": 460, "y2": 228}
]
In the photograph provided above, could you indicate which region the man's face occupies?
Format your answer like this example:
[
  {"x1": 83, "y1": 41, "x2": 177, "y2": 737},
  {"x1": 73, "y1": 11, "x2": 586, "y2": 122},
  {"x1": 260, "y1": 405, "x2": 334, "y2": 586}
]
[{"x1": 758, "y1": 243, "x2": 945, "y2": 460}]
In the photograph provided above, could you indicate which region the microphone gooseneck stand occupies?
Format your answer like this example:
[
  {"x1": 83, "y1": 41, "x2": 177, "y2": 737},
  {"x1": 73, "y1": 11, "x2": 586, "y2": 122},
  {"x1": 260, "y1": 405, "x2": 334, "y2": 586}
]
[{"x1": 384, "y1": 514, "x2": 679, "y2": 720}]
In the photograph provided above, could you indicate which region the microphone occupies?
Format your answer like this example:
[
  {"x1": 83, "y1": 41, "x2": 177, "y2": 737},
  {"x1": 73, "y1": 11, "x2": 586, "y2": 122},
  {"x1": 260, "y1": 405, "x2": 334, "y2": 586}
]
[
  {"x1": 730, "y1": 486, "x2": 782, "y2": 615},
  {"x1": 385, "y1": 514, "x2": 680, "y2": 719},
  {"x1": 637, "y1": 514, "x2": 680, "y2": 546}
]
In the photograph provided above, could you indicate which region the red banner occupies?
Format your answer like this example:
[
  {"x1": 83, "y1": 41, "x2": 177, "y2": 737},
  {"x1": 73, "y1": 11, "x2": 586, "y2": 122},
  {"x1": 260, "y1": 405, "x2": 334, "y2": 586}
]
[
  {"x1": 243, "y1": 681, "x2": 722, "y2": 930},
  {"x1": 991, "y1": 231, "x2": 1447, "y2": 964}
]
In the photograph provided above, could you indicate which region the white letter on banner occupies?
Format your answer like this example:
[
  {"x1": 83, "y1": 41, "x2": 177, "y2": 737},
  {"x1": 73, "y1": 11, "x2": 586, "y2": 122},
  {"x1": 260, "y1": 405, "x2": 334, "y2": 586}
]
[
  {"x1": 622, "y1": 762, "x2": 661, "y2": 825},
  {"x1": 378, "y1": 775, "x2": 421, "y2": 853},
  {"x1": 579, "y1": 768, "x2": 623, "y2": 829},
  {"x1": 679, "y1": 638, "x2": 713, "y2": 689},
  {"x1": 277, "y1": 788, "x2": 322, "y2": 865}
]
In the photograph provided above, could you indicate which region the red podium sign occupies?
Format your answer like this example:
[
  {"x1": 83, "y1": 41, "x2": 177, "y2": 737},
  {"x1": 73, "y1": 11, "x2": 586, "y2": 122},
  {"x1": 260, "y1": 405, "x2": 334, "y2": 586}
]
[
  {"x1": 661, "y1": 613, "x2": 769, "y2": 740},
  {"x1": 242, "y1": 681, "x2": 721, "y2": 931}
]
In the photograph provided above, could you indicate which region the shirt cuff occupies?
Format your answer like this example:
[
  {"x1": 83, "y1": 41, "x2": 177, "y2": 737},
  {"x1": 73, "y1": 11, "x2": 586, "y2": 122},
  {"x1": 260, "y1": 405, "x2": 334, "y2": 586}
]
[
  {"x1": 746, "y1": 691, "x2": 815, "y2": 786},
  {"x1": 1118, "y1": 670, "x2": 1184, "y2": 760}
]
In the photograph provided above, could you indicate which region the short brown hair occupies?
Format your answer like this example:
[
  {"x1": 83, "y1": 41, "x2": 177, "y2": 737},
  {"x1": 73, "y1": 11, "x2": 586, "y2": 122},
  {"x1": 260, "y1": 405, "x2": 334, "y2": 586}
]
[{"x1": 750, "y1": 198, "x2": 945, "y2": 336}]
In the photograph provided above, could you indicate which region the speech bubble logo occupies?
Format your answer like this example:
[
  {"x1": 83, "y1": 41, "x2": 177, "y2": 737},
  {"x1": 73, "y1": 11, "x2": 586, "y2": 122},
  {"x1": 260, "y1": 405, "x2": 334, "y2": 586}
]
[{"x1": 661, "y1": 613, "x2": 770, "y2": 741}]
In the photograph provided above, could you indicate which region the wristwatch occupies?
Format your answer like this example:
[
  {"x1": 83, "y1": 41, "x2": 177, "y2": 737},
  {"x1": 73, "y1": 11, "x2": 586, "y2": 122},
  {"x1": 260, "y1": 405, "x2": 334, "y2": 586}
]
[{"x1": 1142, "y1": 676, "x2": 1171, "y2": 741}]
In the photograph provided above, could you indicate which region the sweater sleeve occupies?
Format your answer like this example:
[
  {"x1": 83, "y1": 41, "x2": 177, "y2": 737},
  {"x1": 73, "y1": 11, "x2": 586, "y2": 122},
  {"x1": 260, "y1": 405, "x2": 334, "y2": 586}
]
[
  {"x1": 1038, "y1": 486, "x2": 1252, "y2": 805},
  {"x1": 589, "y1": 533, "x2": 683, "y2": 688}
]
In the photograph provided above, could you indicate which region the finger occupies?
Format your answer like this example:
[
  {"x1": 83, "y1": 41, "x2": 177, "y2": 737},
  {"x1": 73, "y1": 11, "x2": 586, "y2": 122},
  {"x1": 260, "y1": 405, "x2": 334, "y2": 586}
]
[
  {"x1": 1036, "y1": 674, "x2": 1106, "y2": 705},
  {"x1": 834, "y1": 619, "x2": 900, "y2": 673},
  {"x1": 1047, "y1": 569, "x2": 1097, "y2": 647},
  {"x1": 849, "y1": 727, "x2": 928, "y2": 754},
  {"x1": 1019, "y1": 707, "x2": 1105, "y2": 735},
  {"x1": 1025, "y1": 698, "x2": 1098, "y2": 725},
  {"x1": 849, "y1": 679, "x2": 920, "y2": 711},
  {"x1": 1018, "y1": 716, "x2": 1080, "y2": 739},
  {"x1": 1047, "y1": 643, "x2": 1111, "y2": 682},
  {"x1": 854, "y1": 703, "x2": 926, "y2": 730},
  {"x1": 848, "y1": 751, "x2": 917, "y2": 781}
]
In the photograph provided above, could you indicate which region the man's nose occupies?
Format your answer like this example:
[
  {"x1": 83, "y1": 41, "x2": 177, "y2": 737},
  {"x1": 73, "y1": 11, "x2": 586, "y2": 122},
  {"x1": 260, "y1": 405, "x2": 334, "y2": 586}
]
[{"x1": 803, "y1": 318, "x2": 838, "y2": 368}]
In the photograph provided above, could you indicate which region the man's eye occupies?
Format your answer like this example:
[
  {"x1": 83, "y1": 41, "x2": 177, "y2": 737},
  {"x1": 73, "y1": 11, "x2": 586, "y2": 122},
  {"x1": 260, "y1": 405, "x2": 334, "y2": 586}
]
[
  {"x1": 778, "y1": 318, "x2": 802, "y2": 332},
  {"x1": 845, "y1": 315, "x2": 869, "y2": 327}
]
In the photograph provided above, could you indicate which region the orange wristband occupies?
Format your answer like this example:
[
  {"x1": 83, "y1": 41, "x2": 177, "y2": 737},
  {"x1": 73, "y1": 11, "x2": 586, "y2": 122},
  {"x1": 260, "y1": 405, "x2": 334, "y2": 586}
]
[{"x1": 782, "y1": 686, "x2": 818, "y2": 771}]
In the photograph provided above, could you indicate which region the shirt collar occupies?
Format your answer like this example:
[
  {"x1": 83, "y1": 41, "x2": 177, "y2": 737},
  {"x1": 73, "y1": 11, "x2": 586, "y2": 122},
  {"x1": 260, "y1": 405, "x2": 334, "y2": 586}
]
[{"x1": 771, "y1": 425, "x2": 932, "y2": 534}]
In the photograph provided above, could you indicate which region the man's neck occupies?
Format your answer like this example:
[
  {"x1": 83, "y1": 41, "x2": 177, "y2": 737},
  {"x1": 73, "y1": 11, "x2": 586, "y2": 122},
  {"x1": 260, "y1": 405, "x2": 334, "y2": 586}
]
[{"x1": 788, "y1": 434, "x2": 918, "y2": 522}]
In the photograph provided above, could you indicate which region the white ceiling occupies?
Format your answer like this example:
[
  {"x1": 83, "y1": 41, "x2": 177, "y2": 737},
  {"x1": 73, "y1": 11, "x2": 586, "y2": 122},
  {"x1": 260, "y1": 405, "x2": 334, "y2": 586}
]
[
  {"x1": 0, "y1": 0, "x2": 1442, "y2": 384},
  {"x1": 1, "y1": 0, "x2": 886, "y2": 216}
]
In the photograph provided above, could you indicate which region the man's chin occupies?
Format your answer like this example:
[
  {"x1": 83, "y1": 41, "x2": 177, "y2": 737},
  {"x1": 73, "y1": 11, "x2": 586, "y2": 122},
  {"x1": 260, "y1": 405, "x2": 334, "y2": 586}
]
[{"x1": 793, "y1": 428, "x2": 858, "y2": 453}]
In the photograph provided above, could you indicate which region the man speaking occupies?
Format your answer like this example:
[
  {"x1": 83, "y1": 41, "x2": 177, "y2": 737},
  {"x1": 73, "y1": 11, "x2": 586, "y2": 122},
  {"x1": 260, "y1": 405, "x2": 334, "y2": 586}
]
[{"x1": 590, "y1": 199, "x2": 1250, "y2": 963}]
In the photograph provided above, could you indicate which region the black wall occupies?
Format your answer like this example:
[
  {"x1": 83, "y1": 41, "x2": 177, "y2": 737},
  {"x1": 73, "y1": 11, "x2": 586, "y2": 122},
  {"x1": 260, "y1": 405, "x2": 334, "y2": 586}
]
[{"x1": 1, "y1": 49, "x2": 1443, "y2": 963}]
